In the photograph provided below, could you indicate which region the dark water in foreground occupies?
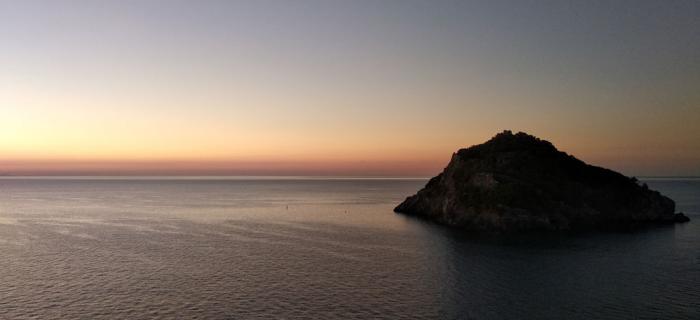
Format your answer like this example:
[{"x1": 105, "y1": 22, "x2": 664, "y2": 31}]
[{"x1": 0, "y1": 177, "x2": 697, "y2": 319}]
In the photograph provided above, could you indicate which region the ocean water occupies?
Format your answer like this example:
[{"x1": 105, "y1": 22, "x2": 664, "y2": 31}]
[{"x1": 0, "y1": 177, "x2": 697, "y2": 319}]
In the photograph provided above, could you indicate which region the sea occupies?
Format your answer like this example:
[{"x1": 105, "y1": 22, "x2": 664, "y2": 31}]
[{"x1": 0, "y1": 177, "x2": 697, "y2": 319}]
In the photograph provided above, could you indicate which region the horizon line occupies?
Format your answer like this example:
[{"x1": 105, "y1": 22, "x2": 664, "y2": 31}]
[
  {"x1": 0, "y1": 175, "x2": 698, "y2": 180},
  {"x1": 0, "y1": 175, "x2": 432, "y2": 180}
]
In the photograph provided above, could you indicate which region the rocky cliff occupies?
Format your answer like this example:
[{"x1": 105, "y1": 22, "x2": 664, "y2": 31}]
[{"x1": 395, "y1": 131, "x2": 689, "y2": 232}]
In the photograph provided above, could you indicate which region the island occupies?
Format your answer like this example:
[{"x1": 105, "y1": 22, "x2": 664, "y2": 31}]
[{"x1": 395, "y1": 131, "x2": 690, "y2": 232}]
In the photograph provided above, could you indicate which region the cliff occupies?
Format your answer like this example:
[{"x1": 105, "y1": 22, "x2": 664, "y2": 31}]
[{"x1": 395, "y1": 131, "x2": 689, "y2": 232}]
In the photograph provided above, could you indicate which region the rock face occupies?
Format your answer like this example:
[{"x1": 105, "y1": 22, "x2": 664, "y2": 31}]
[{"x1": 395, "y1": 131, "x2": 690, "y2": 232}]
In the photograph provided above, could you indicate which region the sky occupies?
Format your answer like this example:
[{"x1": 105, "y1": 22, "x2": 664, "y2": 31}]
[{"x1": 1, "y1": 0, "x2": 699, "y2": 176}]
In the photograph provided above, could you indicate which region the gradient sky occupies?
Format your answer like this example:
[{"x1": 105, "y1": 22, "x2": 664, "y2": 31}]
[{"x1": 1, "y1": 0, "x2": 699, "y2": 176}]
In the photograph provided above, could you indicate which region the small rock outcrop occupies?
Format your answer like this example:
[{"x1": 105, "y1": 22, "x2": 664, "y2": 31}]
[{"x1": 395, "y1": 131, "x2": 690, "y2": 232}]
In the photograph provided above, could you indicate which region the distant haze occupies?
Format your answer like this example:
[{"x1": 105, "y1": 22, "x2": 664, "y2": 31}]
[{"x1": 1, "y1": 0, "x2": 699, "y2": 176}]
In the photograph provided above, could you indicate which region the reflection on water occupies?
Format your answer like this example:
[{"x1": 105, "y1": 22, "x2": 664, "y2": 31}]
[{"x1": 0, "y1": 178, "x2": 698, "y2": 319}]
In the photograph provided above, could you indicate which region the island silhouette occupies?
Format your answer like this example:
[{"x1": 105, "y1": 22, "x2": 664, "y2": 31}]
[{"x1": 395, "y1": 131, "x2": 690, "y2": 232}]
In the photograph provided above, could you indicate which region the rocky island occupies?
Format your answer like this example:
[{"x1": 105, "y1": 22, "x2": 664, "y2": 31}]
[{"x1": 395, "y1": 131, "x2": 690, "y2": 232}]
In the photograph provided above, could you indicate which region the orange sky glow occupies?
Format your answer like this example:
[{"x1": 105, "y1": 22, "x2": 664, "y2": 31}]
[{"x1": 1, "y1": 1, "x2": 699, "y2": 176}]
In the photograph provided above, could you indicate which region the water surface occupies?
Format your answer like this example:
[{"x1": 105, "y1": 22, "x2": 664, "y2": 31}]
[{"x1": 0, "y1": 178, "x2": 697, "y2": 319}]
